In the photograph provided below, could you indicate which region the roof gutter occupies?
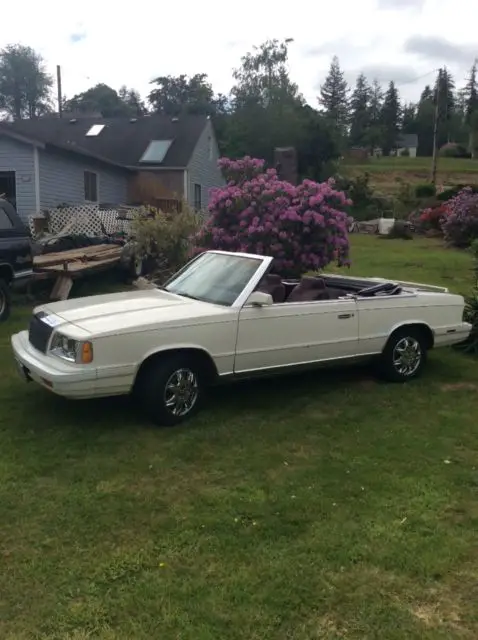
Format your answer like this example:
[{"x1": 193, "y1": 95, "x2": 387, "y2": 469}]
[
  {"x1": 125, "y1": 165, "x2": 186, "y2": 171},
  {"x1": 0, "y1": 128, "x2": 46, "y2": 149}
]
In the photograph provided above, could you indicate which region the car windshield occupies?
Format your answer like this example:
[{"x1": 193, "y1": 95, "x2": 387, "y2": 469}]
[{"x1": 164, "y1": 252, "x2": 263, "y2": 306}]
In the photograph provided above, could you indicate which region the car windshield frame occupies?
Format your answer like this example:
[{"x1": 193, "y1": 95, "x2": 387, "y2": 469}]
[{"x1": 162, "y1": 250, "x2": 271, "y2": 308}]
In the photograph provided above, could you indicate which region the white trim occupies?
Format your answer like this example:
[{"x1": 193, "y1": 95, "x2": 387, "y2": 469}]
[
  {"x1": 33, "y1": 146, "x2": 40, "y2": 213},
  {"x1": 183, "y1": 169, "x2": 188, "y2": 203},
  {"x1": 84, "y1": 169, "x2": 99, "y2": 202}
]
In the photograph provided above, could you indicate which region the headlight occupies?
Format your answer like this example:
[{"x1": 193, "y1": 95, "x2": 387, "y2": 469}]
[{"x1": 50, "y1": 333, "x2": 93, "y2": 364}]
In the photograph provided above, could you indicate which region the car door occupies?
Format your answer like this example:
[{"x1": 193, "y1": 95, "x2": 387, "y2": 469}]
[{"x1": 234, "y1": 297, "x2": 359, "y2": 374}]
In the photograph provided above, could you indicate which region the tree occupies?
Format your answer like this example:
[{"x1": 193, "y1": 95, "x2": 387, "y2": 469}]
[
  {"x1": 414, "y1": 85, "x2": 435, "y2": 155},
  {"x1": 348, "y1": 73, "x2": 371, "y2": 147},
  {"x1": 380, "y1": 81, "x2": 401, "y2": 155},
  {"x1": 318, "y1": 56, "x2": 349, "y2": 133},
  {"x1": 464, "y1": 60, "x2": 478, "y2": 156},
  {"x1": 64, "y1": 83, "x2": 146, "y2": 117},
  {"x1": 401, "y1": 103, "x2": 417, "y2": 133},
  {"x1": 231, "y1": 38, "x2": 302, "y2": 110},
  {"x1": 365, "y1": 79, "x2": 385, "y2": 151},
  {"x1": 148, "y1": 73, "x2": 217, "y2": 116},
  {"x1": 194, "y1": 156, "x2": 351, "y2": 277},
  {"x1": 118, "y1": 86, "x2": 147, "y2": 116},
  {"x1": 0, "y1": 44, "x2": 53, "y2": 119},
  {"x1": 226, "y1": 39, "x2": 307, "y2": 164},
  {"x1": 434, "y1": 67, "x2": 456, "y2": 145}
]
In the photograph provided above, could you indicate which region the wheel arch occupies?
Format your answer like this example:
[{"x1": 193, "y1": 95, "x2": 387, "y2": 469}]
[
  {"x1": 385, "y1": 321, "x2": 435, "y2": 351},
  {"x1": 133, "y1": 345, "x2": 220, "y2": 391},
  {"x1": 0, "y1": 263, "x2": 14, "y2": 284}
]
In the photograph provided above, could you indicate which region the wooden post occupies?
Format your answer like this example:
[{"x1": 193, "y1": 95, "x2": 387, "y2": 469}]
[{"x1": 431, "y1": 68, "x2": 441, "y2": 185}]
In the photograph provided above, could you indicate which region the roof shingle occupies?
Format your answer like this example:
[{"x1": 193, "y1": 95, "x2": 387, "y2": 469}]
[{"x1": 0, "y1": 114, "x2": 208, "y2": 169}]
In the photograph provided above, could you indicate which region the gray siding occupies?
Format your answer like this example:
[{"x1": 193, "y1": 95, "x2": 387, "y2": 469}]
[
  {"x1": 0, "y1": 136, "x2": 36, "y2": 221},
  {"x1": 186, "y1": 119, "x2": 225, "y2": 209},
  {"x1": 38, "y1": 149, "x2": 129, "y2": 209}
]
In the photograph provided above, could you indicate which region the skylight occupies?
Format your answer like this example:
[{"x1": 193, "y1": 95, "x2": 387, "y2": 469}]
[
  {"x1": 86, "y1": 124, "x2": 105, "y2": 137},
  {"x1": 139, "y1": 139, "x2": 173, "y2": 163}
]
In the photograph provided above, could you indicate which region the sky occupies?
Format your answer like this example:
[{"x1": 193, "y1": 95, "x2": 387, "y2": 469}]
[{"x1": 1, "y1": 0, "x2": 477, "y2": 109}]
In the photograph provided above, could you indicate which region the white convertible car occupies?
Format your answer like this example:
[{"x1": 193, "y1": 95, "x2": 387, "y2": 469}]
[{"x1": 11, "y1": 250, "x2": 471, "y2": 425}]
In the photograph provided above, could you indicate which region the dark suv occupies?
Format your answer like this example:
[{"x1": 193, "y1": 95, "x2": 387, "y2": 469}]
[{"x1": 0, "y1": 199, "x2": 33, "y2": 321}]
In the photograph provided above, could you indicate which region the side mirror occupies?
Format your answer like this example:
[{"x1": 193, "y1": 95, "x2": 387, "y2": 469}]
[{"x1": 246, "y1": 291, "x2": 273, "y2": 307}]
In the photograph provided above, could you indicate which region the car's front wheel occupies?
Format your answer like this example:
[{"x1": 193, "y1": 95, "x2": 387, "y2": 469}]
[
  {"x1": 379, "y1": 328, "x2": 427, "y2": 382},
  {"x1": 135, "y1": 354, "x2": 204, "y2": 426},
  {"x1": 0, "y1": 279, "x2": 11, "y2": 322}
]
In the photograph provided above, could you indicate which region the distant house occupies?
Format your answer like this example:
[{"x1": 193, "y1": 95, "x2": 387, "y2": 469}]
[
  {"x1": 0, "y1": 114, "x2": 224, "y2": 221},
  {"x1": 395, "y1": 133, "x2": 418, "y2": 158}
]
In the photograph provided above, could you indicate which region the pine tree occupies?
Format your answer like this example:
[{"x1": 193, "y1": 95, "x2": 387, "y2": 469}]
[
  {"x1": 348, "y1": 73, "x2": 371, "y2": 147},
  {"x1": 402, "y1": 103, "x2": 417, "y2": 133},
  {"x1": 434, "y1": 67, "x2": 456, "y2": 143},
  {"x1": 415, "y1": 85, "x2": 435, "y2": 156},
  {"x1": 318, "y1": 56, "x2": 349, "y2": 131},
  {"x1": 464, "y1": 60, "x2": 478, "y2": 156},
  {"x1": 380, "y1": 81, "x2": 401, "y2": 155},
  {"x1": 464, "y1": 60, "x2": 478, "y2": 124},
  {"x1": 366, "y1": 79, "x2": 384, "y2": 152}
]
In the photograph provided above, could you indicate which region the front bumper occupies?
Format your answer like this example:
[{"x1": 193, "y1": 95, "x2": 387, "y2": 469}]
[{"x1": 11, "y1": 330, "x2": 97, "y2": 399}]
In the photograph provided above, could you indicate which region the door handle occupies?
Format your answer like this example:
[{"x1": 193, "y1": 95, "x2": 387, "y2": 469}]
[{"x1": 338, "y1": 313, "x2": 354, "y2": 319}]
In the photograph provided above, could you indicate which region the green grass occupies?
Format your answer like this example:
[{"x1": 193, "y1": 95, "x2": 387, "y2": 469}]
[
  {"x1": 342, "y1": 156, "x2": 478, "y2": 174},
  {"x1": 1, "y1": 237, "x2": 478, "y2": 639}
]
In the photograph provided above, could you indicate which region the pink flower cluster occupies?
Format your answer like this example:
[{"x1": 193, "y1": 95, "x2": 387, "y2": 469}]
[
  {"x1": 441, "y1": 187, "x2": 478, "y2": 248},
  {"x1": 194, "y1": 156, "x2": 352, "y2": 277}
]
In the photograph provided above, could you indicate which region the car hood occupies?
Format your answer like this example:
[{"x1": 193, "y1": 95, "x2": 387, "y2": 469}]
[{"x1": 36, "y1": 289, "x2": 231, "y2": 336}]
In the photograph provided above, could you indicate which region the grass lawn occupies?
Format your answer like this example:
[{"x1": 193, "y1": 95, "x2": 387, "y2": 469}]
[
  {"x1": 1, "y1": 237, "x2": 478, "y2": 639},
  {"x1": 341, "y1": 156, "x2": 478, "y2": 195}
]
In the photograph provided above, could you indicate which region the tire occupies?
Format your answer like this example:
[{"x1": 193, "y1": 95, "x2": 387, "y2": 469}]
[
  {"x1": 135, "y1": 354, "x2": 204, "y2": 426},
  {"x1": 0, "y1": 279, "x2": 11, "y2": 323},
  {"x1": 378, "y1": 327, "x2": 427, "y2": 382}
]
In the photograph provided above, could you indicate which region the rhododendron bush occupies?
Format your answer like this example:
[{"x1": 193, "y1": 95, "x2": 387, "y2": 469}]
[
  {"x1": 441, "y1": 187, "x2": 478, "y2": 248},
  {"x1": 194, "y1": 156, "x2": 351, "y2": 277}
]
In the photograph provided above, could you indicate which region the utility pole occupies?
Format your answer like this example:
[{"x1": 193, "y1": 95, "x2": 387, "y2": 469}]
[
  {"x1": 430, "y1": 68, "x2": 441, "y2": 185},
  {"x1": 56, "y1": 65, "x2": 63, "y2": 118}
]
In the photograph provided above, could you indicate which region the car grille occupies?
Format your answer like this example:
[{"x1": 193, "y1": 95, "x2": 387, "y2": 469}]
[{"x1": 28, "y1": 313, "x2": 54, "y2": 354}]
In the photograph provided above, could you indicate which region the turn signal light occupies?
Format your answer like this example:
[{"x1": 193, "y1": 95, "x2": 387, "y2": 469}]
[{"x1": 80, "y1": 342, "x2": 94, "y2": 364}]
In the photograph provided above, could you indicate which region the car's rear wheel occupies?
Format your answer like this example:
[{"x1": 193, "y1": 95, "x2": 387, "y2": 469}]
[
  {"x1": 135, "y1": 354, "x2": 204, "y2": 426},
  {"x1": 378, "y1": 327, "x2": 427, "y2": 382},
  {"x1": 0, "y1": 279, "x2": 11, "y2": 322}
]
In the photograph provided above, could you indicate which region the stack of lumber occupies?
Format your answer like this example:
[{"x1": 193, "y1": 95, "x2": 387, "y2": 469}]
[{"x1": 34, "y1": 244, "x2": 122, "y2": 274}]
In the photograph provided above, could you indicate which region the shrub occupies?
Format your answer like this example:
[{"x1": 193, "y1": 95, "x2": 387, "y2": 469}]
[
  {"x1": 439, "y1": 143, "x2": 471, "y2": 158},
  {"x1": 455, "y1": 240, "x2": 478, "y2": 355},
  {"x1": 385, "y1": 220, "x2": 413, "y2": 240},
  {"x1": 415, "y1": 183, "x2": 436, "y2": 198},
  {"x1": 437, "y1": 184, "x2": 478, "y2": 202},
  {"x1": 194, "y1": 156, "x2": 351, "y2": 278},
  {"x1": 441, "y1": 187, "x2": 478, "y2": 248},
  {"x1": 131, "y1": 204, "x2": 202, "y2": 279}
]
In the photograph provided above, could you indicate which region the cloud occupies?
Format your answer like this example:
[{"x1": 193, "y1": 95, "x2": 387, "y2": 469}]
[
  {"x1": 349, "y1": 64, "x2": 420, "y2": 85},
  {"x1": 404, "y1": 35, "x2": 476, "y2": 64},
  {"x1": 377, "y1": 0, "x2": 425, "y2": 9},
  {"x1": 69, "y1": 32, "x2": 86, "y2": 44}
]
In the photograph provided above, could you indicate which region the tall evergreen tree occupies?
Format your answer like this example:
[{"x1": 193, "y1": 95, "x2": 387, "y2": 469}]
[
  {"x1": 380, "y1": 81, "x2": 401, "y2": 155},
  {"x1": 464, "y1": 60, "x2": 478, "y2": 156},
  {"x1": 401, "y1": 103, "x2": 417, "y2": 133},
  {"x1": 464, "y1": 60, "x2": 478, "y2": 123},
  {"x1": 415, "y1": 85, "x2": 435, "y2": 156},
  {"x1": 348, "y1": 73, "x2": 371, "y2": 147},
  {"x1": 366, "y1": 79, "x2": 385, "y2": 152},
  {"x1": 318, "y1": 56, "x2": 349, "y2": 132},
  {"x1": 434, "y1": 67, "x2": 456, "y2": 144}
]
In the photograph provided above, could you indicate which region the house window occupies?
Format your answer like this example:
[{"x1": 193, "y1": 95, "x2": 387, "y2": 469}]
[
  {"x1": 84, "y1": 171, "x2": 98, "y2": 202},
  {"x1": 194, "y1": 184, "x2": 202, "y2": 210},
  {"x1": 0, "y1": 206, "x2": 13, "y2": 230}
]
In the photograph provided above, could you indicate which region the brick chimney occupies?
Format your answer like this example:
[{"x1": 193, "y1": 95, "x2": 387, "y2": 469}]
[{"x1": 274, "y1": 147, "x2": 298, "y2": 185}]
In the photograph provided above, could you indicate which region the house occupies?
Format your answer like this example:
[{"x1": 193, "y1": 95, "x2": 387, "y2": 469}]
[
  {"x1": 395, "y1": 133, "x2": 418, "y2": 158},
  {"x1": 0, "y1": 114, "x2": 225, "y2": 221}
]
